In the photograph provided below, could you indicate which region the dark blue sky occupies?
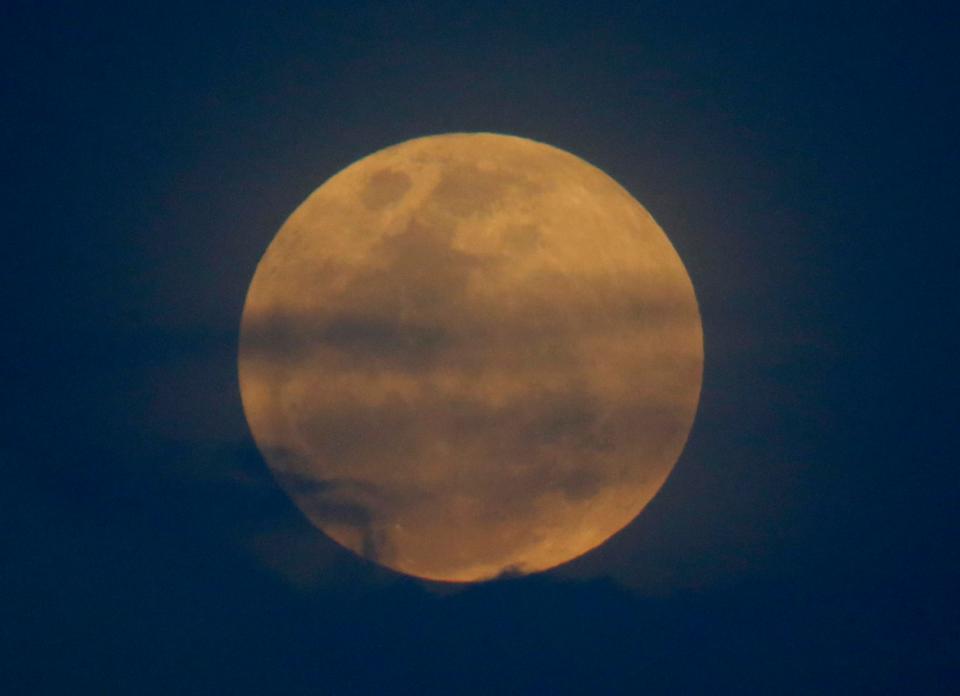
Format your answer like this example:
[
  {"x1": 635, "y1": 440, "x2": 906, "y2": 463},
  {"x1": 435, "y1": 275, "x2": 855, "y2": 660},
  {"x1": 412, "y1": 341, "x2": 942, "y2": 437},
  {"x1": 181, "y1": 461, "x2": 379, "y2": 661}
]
[{"x1": 4, "y1": 2, "x2": 956, "y2": 693}]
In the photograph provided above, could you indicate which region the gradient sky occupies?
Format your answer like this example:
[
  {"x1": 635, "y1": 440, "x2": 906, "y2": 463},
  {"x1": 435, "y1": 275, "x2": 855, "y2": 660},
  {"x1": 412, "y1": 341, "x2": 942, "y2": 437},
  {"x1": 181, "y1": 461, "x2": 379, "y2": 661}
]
[{"x1": 4, "y1": 2, "x2": 956, "y2": 693}]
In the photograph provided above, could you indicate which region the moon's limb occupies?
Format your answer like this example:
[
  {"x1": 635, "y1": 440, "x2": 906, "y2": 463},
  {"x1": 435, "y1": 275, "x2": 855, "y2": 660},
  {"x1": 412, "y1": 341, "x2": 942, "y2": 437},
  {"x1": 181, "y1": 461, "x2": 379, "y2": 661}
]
[{"x1": 239, "y1": 133, "x2": 702, "y2": 582}]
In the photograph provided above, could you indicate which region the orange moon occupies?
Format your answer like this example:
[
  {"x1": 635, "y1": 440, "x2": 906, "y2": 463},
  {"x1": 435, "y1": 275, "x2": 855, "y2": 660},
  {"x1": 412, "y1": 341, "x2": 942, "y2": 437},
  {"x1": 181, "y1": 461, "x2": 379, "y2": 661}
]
[{"x1": 238, "y1": 133, "x2": 702, "y2": 582}]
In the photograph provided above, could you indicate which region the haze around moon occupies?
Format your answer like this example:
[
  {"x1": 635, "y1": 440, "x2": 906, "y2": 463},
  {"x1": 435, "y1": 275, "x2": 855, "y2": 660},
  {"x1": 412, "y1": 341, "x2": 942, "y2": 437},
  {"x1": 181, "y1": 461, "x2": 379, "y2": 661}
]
[{"x1": 238, "y1": 133, "x2": 702, "y2": 582}]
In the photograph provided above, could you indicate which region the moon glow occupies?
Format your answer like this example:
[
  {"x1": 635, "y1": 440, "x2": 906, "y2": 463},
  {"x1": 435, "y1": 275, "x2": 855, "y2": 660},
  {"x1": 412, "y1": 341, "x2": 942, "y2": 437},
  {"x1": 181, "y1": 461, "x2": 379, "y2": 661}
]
[{"x1": 239, "y1": 133, "x2": 702, "y2": 582}]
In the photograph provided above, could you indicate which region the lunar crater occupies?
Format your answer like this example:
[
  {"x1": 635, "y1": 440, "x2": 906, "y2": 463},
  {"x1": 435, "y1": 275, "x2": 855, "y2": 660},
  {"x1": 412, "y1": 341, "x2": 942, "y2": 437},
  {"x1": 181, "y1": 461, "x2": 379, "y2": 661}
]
[
  {"x1": 362, "y1": 169, "x2": 412, "y2": 210},
  {"x1": 429, "y1": 162, "x2": 542, "y2": 218}
]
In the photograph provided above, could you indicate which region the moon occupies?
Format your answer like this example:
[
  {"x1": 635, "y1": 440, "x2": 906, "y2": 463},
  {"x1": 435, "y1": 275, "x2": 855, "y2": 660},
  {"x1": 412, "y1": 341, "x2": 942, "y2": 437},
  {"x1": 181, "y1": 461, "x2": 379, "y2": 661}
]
[{"x1": 239, "y1": 133, "x2": 702, "y2": 582}]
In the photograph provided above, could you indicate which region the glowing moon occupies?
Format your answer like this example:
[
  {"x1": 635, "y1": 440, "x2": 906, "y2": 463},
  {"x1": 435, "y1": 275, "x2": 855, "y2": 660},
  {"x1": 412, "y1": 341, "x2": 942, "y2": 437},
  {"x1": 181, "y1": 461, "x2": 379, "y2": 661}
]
[{"x1": 239, "y1": 133, "x2": 702, "y2": 582}]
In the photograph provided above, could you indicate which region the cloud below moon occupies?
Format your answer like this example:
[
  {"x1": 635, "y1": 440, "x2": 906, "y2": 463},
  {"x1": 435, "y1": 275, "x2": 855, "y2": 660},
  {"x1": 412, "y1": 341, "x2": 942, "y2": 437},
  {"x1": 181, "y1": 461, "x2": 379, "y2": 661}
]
[{"x1": 239, "y1": 133, "x2": 702, "y2": 582}]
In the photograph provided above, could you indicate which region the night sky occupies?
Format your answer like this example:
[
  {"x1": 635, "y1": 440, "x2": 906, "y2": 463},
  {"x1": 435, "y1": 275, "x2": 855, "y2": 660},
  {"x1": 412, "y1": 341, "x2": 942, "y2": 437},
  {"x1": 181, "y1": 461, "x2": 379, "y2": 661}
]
[{"x1": 4, "y1": 2, "x2": 957, "y2": 693}]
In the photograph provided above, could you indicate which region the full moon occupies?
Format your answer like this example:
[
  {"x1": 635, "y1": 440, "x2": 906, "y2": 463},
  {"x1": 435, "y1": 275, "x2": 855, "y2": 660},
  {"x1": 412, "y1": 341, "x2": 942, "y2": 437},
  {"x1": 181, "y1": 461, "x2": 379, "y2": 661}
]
[{"x1": 239, "y1": 133, "x2": 702, "y2": 582}]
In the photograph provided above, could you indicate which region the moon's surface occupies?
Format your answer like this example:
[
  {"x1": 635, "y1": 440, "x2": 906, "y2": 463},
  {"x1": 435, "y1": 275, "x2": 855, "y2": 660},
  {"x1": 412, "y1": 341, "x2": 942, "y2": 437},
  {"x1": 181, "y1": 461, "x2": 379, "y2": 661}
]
[{"x1": 239, "y1": 133, "x2": 702, "y2": 582}]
